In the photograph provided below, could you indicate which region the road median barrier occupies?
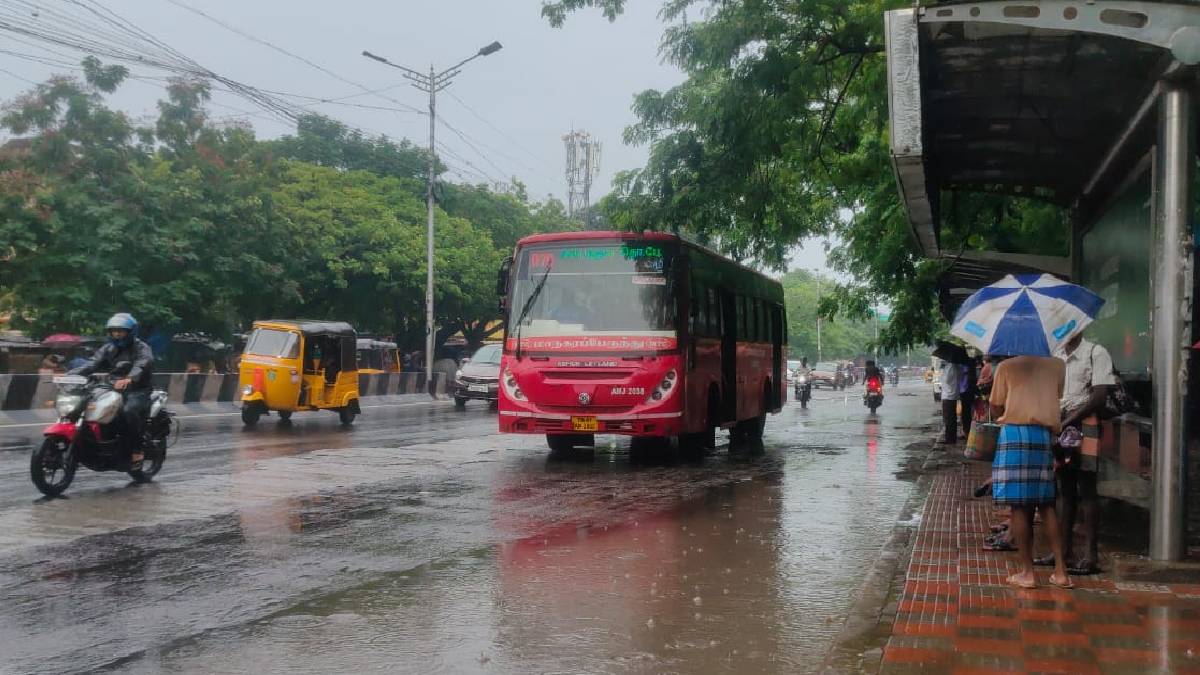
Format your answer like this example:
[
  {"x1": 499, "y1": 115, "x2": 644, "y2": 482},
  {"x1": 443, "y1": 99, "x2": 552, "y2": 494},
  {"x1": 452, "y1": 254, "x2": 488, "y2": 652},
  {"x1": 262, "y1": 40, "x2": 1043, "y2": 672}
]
[{"x1": 0, "y1": 371, "x2": 448, "y2": 411}]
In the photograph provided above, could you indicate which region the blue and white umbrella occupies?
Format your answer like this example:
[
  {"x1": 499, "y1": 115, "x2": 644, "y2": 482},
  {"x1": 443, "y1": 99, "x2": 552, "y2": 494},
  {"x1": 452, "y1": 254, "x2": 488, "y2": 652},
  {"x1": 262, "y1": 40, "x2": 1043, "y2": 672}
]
[{"x1": 951, "y1": 274, "x2": 1105, "y2": 357}]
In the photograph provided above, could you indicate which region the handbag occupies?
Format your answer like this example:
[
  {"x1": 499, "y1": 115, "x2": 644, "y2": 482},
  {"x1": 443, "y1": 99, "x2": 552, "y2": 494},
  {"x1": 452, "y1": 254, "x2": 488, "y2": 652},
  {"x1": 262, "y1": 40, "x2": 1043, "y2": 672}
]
[{"x1": 1089, "y1": 344, "x2": 1137, "y2": 419}]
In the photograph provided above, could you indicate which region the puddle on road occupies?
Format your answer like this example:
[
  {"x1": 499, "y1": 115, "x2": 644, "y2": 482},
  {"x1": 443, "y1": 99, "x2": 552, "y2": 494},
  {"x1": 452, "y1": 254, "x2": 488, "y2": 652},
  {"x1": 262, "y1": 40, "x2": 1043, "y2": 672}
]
[{"x1": 101, "y1": 407, "x2": 935, "y2": 675}]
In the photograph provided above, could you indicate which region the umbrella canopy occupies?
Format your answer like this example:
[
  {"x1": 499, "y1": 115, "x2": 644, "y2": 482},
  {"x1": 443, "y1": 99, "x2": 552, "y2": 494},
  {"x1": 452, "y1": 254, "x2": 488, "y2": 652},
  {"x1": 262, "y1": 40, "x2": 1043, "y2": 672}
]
[
  {"x1": 932, "y1": 339, "x2": 971, "y2": 365},
  {"x1": 951, "y1": 274, "x2": 1104, "y2": 357},
  {"x1": 41, "y1": 333, "x2": 82, "y2": 345}
]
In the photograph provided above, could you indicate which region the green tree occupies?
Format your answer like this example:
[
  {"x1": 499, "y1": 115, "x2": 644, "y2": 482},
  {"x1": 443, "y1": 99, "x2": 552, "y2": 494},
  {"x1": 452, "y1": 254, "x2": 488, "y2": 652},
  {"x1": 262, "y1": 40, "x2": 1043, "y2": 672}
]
[{"x1": 543, "y1": 1, "x2": 1069, "y2": 351}]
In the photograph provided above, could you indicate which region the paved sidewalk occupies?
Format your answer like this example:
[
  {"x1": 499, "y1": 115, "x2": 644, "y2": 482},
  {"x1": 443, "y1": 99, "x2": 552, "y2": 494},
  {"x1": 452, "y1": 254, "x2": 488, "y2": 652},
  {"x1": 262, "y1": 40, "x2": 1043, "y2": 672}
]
[{"x1": 879, "y1": 460, "x2": 1200, "y2": 674}]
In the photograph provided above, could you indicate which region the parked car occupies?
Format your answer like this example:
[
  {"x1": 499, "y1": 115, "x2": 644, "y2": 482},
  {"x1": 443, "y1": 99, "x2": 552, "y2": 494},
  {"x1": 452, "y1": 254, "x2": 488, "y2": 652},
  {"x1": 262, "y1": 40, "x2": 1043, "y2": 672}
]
[
  {"x1": 809, "y1": 361, "x2": 845, "y2": 389},
  {"x1": 452, "y1": 343, "x2": 502, "y2": 409}
]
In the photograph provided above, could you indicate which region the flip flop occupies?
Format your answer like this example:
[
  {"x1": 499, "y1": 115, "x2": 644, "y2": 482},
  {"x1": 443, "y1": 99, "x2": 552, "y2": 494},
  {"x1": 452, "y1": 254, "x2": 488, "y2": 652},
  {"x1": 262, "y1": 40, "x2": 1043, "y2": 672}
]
[
  {"x1": 973, "y1": 484, "x2": 991, "y2": 498},
  {"x1": 1068, "y1": 560, "x2": 1100, "y2": 576},
  {"x1": 1006, "y1": 573, "x2": 1037, "y2": 589},
  {"x1": 1048, "y1": 573, "x2": 1075, "y2": 589}
]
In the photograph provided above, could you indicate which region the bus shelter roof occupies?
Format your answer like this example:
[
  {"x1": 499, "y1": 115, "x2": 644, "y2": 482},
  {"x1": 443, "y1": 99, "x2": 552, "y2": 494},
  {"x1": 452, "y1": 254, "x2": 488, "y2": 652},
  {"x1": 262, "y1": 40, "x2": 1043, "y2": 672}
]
[{"x1": 886, "y1": 1, "x2": 1200, "y2": 311}]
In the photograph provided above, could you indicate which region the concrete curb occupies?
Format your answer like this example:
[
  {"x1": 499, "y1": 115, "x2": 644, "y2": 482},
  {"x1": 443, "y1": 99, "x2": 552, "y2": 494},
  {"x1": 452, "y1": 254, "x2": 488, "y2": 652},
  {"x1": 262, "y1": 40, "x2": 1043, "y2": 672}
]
[{"x1": 0, "y1": 372, "x2": 448, "y2": 412}]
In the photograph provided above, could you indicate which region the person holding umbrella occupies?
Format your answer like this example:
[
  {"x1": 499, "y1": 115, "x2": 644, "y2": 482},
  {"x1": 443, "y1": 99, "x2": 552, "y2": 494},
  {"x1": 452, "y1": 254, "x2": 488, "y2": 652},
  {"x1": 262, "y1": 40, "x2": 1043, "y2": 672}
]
[{"x1": 952, "y1": 274, "x2": 1105, "y2": 589}]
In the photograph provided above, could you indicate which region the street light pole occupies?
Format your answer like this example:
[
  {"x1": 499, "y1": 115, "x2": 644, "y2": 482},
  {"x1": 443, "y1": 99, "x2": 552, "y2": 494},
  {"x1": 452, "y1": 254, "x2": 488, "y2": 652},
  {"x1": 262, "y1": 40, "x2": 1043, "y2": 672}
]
[
  {"x1": 363, "y1": 42, "x2": 503, "y2": 386},
  {"x1": 811, "y1": 269, "x2": 823, "y2": 363}
]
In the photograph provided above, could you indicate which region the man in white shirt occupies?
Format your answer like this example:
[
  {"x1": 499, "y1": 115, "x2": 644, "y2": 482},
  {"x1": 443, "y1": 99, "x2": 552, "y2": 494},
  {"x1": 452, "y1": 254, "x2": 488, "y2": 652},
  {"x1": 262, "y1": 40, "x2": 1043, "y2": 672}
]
[
  {"x1": 1040, "y1": 333, "x2": 1115, "y2": 575},
  {"x1": 940, "y1": 360, "x2": 963, "y2": 444}
]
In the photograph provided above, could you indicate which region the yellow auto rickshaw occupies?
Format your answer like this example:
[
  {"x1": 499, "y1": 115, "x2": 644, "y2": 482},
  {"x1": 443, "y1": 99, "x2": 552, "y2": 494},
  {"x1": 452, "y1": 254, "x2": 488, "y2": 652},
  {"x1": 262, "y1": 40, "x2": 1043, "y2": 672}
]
[
  {"x1": 355, "y1": 338, "x2": 401, "y2": 374},
  {"x1": 238, "y1": 320, "x2": 361, "y2": 426}
]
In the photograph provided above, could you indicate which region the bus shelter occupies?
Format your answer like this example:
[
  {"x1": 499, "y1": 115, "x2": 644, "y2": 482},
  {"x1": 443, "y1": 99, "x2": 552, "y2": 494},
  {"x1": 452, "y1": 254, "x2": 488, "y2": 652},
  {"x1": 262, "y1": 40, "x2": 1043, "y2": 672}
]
[{"x1": 885, "y1": 0, "x2": 1200, "y2": 560}]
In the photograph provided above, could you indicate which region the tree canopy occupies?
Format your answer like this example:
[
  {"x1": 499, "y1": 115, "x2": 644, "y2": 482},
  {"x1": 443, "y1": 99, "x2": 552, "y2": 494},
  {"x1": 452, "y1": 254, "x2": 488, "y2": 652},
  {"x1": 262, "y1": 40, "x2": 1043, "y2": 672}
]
[
  {"x1": 542, "y1": 0, "x2": 1070, "y2": 352},
  {"x1": 0, "y1": 62, "x2": 574, "y2": 347}
]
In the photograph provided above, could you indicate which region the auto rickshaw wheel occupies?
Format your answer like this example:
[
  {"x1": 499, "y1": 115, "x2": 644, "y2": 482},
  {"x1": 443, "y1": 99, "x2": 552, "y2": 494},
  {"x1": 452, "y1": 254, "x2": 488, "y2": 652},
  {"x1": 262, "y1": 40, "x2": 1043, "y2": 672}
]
[
  {"x1": 277, "y1": 410, "x2": 292, "y2": 422},
  {"x1": 338, "y1": 407, "x2": 356, "y2": 426},
  {"x1": 454, "y1": 396, "x2": 467, "y2": 410},
  {"x1": 241, "y1": 405, "x2": 262, "y2": 427}
]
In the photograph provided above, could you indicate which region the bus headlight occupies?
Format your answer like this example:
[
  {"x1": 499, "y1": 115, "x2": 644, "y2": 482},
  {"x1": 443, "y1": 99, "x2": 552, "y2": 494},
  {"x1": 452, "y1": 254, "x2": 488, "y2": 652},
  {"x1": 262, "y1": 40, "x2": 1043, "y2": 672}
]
[
  {"x1": 648, "y1": 370, "x2": 677, "y2": 403},
  {"x1": 502, "y1": 370, "x2": 525, "y2": 401}
]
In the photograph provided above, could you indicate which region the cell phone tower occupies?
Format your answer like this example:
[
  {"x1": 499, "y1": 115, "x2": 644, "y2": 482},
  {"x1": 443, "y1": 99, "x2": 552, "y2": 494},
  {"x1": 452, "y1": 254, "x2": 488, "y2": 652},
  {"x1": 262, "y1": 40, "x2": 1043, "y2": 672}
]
[{"x1": 563, "y1": 130, "x2": 601, "y2": 226}]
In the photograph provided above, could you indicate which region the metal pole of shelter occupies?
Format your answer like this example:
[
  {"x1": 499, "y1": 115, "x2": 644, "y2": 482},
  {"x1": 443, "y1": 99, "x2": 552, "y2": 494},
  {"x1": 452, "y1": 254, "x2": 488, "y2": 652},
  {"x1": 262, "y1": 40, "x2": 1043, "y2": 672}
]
[{"x1": 1150, "y1": 82, "x2": 1193, "y2": 562}]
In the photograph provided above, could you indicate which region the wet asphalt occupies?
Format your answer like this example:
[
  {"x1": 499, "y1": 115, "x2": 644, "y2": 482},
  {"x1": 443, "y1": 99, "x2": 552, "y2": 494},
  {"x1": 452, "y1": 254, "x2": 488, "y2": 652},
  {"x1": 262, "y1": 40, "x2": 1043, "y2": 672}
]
[{"x1": 0, "y1": 380, "x2": 938, "y2": 675}]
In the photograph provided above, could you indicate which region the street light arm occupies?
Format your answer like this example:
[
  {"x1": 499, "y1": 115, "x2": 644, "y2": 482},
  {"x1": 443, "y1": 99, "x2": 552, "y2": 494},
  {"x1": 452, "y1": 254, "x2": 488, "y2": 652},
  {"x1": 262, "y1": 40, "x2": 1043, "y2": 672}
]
[
  {"x1": 361, "y1": 50, "x2": 428, "y2": 80},
  {"x1": 437, "y1": 41, "x2": 502, "y2": 79}
]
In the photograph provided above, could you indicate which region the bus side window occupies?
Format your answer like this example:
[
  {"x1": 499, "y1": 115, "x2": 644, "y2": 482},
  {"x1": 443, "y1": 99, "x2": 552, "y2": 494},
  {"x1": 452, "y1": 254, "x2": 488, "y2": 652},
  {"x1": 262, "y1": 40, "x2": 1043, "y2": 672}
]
[
  {"x1": 696, "y1": 285, "x2": 709, "y2": 337},
  {"x1": 736, "y1": 296, "x2": 746, "y2": 339},
  {"x1": 708, "y1": 288, "x2": 719, "y2": 336}
]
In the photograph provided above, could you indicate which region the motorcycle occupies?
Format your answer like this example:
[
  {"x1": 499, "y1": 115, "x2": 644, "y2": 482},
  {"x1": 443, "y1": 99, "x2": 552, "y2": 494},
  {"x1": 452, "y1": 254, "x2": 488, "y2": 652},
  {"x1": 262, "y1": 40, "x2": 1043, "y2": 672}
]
[
  {"x1": 863, "y1": 376, "x2": 884, "y2": 414},
  {"x1": 794, "y1": 373, "x2": 812, "y2": 409},
  {"x1": 890, "y1": 369, "x2": 900, "y2": 386},
  {"x1": 31, "y1": 369, "x2": 175, "y2": 497}
]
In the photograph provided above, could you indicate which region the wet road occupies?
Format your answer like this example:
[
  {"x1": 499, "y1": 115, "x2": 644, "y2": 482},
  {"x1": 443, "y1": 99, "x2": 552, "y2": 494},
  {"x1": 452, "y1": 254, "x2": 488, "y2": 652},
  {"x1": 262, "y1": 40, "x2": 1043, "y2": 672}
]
[{"x1": 0, "y1": 381, "x2": 938, "y2": 674}]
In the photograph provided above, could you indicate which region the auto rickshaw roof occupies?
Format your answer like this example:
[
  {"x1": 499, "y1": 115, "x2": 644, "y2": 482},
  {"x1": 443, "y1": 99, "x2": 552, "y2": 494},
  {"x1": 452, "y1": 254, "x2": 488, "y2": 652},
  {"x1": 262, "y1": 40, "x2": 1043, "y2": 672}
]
[
  {"x1": 356, "y1": 338, "x2": 398, "y2": 349},
  {"x1": 256, "y1": 320, "x2": 356, "y2": 338}
]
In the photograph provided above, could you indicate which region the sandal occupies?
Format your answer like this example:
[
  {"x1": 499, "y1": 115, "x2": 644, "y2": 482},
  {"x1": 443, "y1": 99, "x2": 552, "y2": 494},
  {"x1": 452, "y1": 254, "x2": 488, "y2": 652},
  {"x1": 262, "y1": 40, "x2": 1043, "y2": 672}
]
[
  {"x1": 1048, "y1": 573, "x2": 1075, "y2": 589},
  {"x1": 973, "y1": 484, "x2": 991, "y2": 499},
  {"x1": 983, "y1": 538, "x2": 1017, "y2": 552},
  {"x1": 1006, "y1": 573, "x2": 1038, "y2": 589},
  {"x1": 1068, "y1": 559, "x2": 1100, "y2": 576}
]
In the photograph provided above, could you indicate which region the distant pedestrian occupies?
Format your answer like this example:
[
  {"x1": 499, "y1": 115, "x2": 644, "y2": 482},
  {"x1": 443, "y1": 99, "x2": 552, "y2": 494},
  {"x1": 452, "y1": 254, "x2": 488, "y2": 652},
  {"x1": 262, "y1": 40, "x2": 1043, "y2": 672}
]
[
  {"x1": 940, "y1": 360, "x2": 963, "y2": 444},
  {"x1": 989, "y1": 353, "x2": 1072, "y2": 589},
  {"x1": 959, "y1": 357, "x2": 979, "y2": 439}
]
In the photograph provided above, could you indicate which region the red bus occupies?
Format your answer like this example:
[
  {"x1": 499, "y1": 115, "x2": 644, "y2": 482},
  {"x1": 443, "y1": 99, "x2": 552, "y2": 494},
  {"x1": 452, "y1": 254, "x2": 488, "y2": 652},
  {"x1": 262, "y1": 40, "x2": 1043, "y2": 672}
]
[{"x1": 496, "y1": 231, "x2": 786, "y2": 451}]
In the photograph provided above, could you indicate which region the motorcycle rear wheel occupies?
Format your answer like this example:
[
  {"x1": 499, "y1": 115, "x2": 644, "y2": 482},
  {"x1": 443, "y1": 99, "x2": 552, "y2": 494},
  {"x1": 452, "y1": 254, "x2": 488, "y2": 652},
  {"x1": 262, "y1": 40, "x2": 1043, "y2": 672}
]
[
  {"x1": 31, "y1": 437, "x2": 76, "y2": 497},
  {"x1": 129, "y1": 440, "x2": 165, "y2": 483}
]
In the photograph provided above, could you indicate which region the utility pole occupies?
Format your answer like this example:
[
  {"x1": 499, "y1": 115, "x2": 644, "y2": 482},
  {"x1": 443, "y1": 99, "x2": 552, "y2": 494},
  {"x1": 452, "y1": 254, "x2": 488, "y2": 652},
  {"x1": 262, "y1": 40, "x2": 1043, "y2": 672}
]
[
  {"x1": 363, "y1": 41, "x2": 502, "y2": 384},
  {"x1": 811, "y1": 269, "x2": 823, "y2": 363}
]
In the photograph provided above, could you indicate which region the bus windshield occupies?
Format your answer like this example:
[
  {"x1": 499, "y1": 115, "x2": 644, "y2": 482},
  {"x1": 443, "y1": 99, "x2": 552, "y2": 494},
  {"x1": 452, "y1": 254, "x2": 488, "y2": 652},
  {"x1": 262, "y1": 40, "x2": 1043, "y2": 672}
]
[{"x1": 510, "y1": 241, "x2": 677, "y2": 338}]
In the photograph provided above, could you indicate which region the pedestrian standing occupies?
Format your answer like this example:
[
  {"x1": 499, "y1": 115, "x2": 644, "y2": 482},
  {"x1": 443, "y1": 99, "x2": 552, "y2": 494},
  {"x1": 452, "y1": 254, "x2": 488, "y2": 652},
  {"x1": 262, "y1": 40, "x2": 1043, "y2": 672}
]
[
  {"x1": 989, "y1": 353, "x2": 1072, "y2": 589},
  {"x1": 1038, "y1": 333, "x2": 1114, "y2": 575},
  {"x1": 940, "y1": 360, "x2": 963, "y2": 444},
  {"x1": 959, "y1": 357, "x2": 979, "y2": 440}
]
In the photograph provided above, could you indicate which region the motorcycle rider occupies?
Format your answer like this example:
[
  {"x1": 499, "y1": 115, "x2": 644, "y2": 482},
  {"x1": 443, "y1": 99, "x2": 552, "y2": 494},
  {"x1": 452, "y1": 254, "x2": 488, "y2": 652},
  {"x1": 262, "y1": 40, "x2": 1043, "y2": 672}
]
[
  {"x1": 864, "y1": 359, "x2": 884, "y2": 385},
  {"x1": 70, "y1": 313, "x2": 154, "y2": 469}
]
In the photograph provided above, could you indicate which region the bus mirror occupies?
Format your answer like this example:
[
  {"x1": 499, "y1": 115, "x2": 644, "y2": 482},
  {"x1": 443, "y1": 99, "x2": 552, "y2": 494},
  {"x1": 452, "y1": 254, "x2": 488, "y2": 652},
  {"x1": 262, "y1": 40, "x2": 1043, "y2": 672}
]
[{"x1": 496, "y1": 256, "x2": 513, "y2": 297}]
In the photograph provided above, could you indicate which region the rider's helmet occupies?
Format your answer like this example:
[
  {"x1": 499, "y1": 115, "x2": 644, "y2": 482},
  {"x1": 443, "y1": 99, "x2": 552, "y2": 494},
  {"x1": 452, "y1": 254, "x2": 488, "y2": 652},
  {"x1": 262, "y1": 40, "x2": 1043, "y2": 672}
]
[{"x1": 105, "y1": 313, "x2": 138, "y2": 347}]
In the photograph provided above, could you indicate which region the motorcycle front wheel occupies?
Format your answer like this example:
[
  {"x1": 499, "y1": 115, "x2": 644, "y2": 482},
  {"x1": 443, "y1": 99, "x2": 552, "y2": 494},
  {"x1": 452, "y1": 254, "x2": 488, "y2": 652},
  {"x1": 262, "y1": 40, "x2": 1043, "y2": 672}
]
[{"x1": 31, "y1": 437, "x2": 77, "y2": 497}]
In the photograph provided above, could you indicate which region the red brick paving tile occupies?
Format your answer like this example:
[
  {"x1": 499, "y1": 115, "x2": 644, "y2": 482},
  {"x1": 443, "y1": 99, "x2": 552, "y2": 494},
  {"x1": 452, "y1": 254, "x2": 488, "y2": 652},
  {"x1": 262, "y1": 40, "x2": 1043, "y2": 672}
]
[
  {"x1": 1021, "y1": 632, "x2": 1091, "y2": 648},
  {"x1": 954, "y1": 637, "x2": 1025, "y2": 658},
  {"x1": 1016, "y1": 608, "x2": 1081, "y2": 623},
  {"x1": 883, "y1": 646, "x2": 953, "y2": 665},
  {"x1": 1074, "y1": 600, "x2": 1134, "y2": 615},
  {"x1": 905, "y1": 580, "x2": 960, "y2": 595},
  {"x1": 957, "y1": 614, "x2": 1019, "y2": 630},
  {"x1": 899, "y1": 600, "x2": 959, "y2": 615},
  {"x1": 1092, "y1": 647, "x2": 1159, "y2": 664},
  {"x1": 960, "y1": 596, "x2": 1018, "y2": 611},
  {"x1": 1081, "y1": 622, "x2": 1148, "y2": 638},
  {"x1": 1023, "y1": 658, "x2": 1101, "y2": 674},
  {"x1": 894, "y1": 621, "x2": 957, "y2": 638},
  {"x1": 951, "y1": 668, "x2": 1024, "y2": 675}
]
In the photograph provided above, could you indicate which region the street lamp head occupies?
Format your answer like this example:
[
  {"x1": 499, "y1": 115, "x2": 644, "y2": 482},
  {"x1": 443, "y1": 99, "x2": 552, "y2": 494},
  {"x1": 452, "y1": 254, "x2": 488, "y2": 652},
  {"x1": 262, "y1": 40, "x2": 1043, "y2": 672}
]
[{"x1": 478, "y1": 41, "x2": 503, "y2": 57}]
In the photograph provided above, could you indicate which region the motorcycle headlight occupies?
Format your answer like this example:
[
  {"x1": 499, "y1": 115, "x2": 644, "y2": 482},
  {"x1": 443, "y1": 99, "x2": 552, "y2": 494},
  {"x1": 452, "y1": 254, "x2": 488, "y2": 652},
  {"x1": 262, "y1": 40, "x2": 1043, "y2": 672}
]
[{"x1": 55, "y1": 394, "x2": 83, "y2": 417}]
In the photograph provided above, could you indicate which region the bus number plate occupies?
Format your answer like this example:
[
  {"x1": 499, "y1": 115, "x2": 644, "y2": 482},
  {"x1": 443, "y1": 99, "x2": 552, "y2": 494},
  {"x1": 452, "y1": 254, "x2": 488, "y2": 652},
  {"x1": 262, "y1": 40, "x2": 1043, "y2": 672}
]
[{"x1": 571, "y1": 416, "x2": 598, "y2": 432}]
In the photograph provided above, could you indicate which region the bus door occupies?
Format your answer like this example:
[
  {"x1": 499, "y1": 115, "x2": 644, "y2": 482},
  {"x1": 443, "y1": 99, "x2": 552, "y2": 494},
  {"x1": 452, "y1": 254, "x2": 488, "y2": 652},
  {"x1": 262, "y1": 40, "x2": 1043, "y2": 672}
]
[
  {"x1": 771, "y1": 304, "x2": 784, "y2": 409},
  {"x1": 720, "y1": 289, "x2": 737, "y2": 423}
]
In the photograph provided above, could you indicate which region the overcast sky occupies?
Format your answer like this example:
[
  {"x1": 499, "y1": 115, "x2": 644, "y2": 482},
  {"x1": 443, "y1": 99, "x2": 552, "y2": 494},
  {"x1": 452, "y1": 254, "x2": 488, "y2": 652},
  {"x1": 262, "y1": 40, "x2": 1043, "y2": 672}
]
[{"x1": 0, "y1": 0, "x2": 843, "y2": 279}]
